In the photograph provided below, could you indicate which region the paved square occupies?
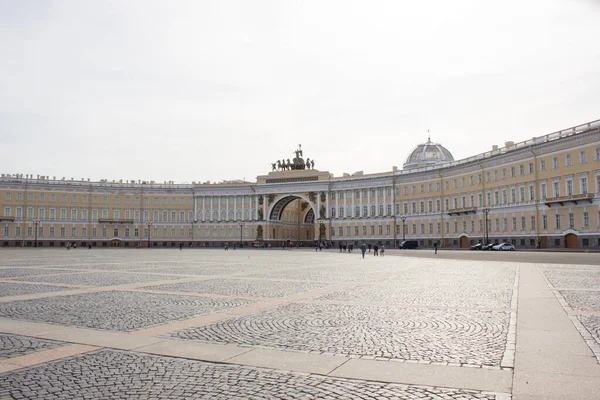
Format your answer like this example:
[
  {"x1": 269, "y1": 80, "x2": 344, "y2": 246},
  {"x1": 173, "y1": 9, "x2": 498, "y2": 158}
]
[
  {"x1": 0, "y1": 291, "x2": 255, "y2": 331},
  {"x1": 0, "y1": 333, "x2": 66, "y2": 360},
  {"x1": 0, "y1": 349, "x2": 502, "y2": 400},
  {"x1": 1, "y1": 249, "x2": 600, "y2": 399}
]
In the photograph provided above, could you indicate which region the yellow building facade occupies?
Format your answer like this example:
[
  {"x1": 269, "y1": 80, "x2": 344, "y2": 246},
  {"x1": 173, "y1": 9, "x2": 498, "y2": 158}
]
[{"x1": 1, "y1": 119, "x2": 599, "y2": 249}]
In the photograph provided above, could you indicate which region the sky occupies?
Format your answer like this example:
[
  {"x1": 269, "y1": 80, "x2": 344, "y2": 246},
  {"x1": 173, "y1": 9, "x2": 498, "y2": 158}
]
[{"x1": 1, "y1": 0, "x2": 599, "y2": 183}]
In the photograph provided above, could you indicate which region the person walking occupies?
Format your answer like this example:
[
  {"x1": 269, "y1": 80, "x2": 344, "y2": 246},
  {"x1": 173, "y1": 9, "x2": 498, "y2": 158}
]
[
  {"x1": 368, "y1": 244, "x2": 372, "y2": 253},
  {"x1": 360, "y1": 243, "x2": 367, "y2": 259},
  {"x1": 434, "y1": 242, "x2": 438, "y2": 254},
  {"x1": 373, "y1": 244, "x2": 379, "y2": 256},
  {"x1": 380, "y1": 244, "x2": 385, "y2": 256}
]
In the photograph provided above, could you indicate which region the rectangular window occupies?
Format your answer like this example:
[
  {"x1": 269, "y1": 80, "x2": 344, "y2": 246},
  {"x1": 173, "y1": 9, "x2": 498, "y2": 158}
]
[
  {"x1": 580, "y1": 151, "x2": 587, "y2": 164},
  {"x1": 555, "y1": 214, "x2": 561, "y2": 229},
  {"x1": 60, "y1": 227, "x2": 65, "y2": 237},
  {"x1": 71, "y1": 227, "x2": 76, "y2": 237},
  {"x1": 552, "y1": 157, "x2": 559, "y2": 170},
  {"x1": 60, "y1": 208, "x2": 66, "y2": 220},
  {"x1": 584, "y1": 212, "x2": 589, "y2": 228},
  {"x1": 50, "y1": 208, "x2": 56, "y2": 220},
  {"x1": 541, "y1": 183, "x2": 547, "y2": 200},
  {"x1": 581, "y1": 177, "x2": 588, "y2": 194},
  {"x1": 569, "y1": 213, "x2": 574, "y2": 229},
  {"x1": 565, "y1": 154, "x2": 572, "y2": 167},
  {"x1": 543, "y1": 215, "x2": 547, "y2": 230},
  {"x1": 71, "y1": 208, "x2": 77, "y2": 220},
  {"x1": 531, "y1": 216, "x2": 536, "y2": 230},
  {"x1": 553, "y1": 181, "x2": 560, "y2": 197},
  {"x1": 540, "y1": 160, "x2": 546, "y2": 172},
  {"x1": 566, "y1": 180, "x2": 573, "y2": 196}
]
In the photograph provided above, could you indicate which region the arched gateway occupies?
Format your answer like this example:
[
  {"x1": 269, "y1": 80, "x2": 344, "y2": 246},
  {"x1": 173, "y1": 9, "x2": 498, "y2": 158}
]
[{"x1": 266, "y1": 194, "x2": 318, "y2": 243}]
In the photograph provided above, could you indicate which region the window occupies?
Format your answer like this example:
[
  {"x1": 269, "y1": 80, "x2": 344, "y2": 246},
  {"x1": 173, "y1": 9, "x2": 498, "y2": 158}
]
[
  {"x1": 502, "y1": 169, "x2": 506, "y2": 180},
  {"x1": 71, "y1": 227, "x2": 76, "y2": 237},
  {"x1": 4, "y1": 192, "x2": 10, "y2": 200},
  {"x1": 17, "y1": 193, "x2": 23, "y2": 201},
  {"x1": 531, "y1": 216, "x2": 535, "y2": 231},
  {"x1": 552, "y1": 157, "x2": 559, "y2": 170},
  {"x1": 543, "y1": 215, "x2": 547, "y2": 230},
  {"x1": 521, "y1": 217, "x2": 525, "y2": 230},
  {"x1": 510, "y1": 167, "x2": 515, "y2": 178},
  {"x1": 596, "y1": 147, "x2": 600, "y2": 160},
  {"x1": 519, "y1": 165, "x2": 524, "y2": 176},
  {"x1": 565, "y1": 154, "x2": 572, "y2": 167},
  {"x1": 71, "y1": 208, "x2": 77, "y2": 220},
  {"x1": 566, "y1": 180, "x2": 573, "y2": 196},
  {"x1": 581, "y1": 177, "x2": 588, "y2": 194},
  {"x1": 40, "y1": 193, "x2": 45, "y2": 201},
  {"x1": 60, "y1": 208, "x2": 66, "y2": 220},
  {"x1": 540, "y1": 160, "x2": 546, "y2": 172},
  {"x1": 103, "y1": 196, "x2": 108, "y2": 204},
  {"x1": 28, "y1": 193, "x2": 34, "y2": 201},
  {"x1": 553, "y1": 181, "x2": 560, "y2": 197},
  {"x1": 27, "y1": 207, "x2": 33, "y2": 219},
  {"x1": 529, "y1": 185, "x2": 535, "y2": 201},
  {"x1": 580, "y1": 151, "x2": 587, "y2": 164},
  {"x1": 355, "y1": 205, "x2": 360, "y2": 217},
  {"x1": 82, "y1": 195, "x2": 87, "y2": 203},
  {"x1": 541, "y1": 183, "x2": 547, "y2": 200},
  {"x1": 60, "y1": 227, "x2": 65, "y2": 237},
  {"x1": 529, "y1": 163, "x2": 534, "y2": 174},
  {"x1": 555, "y1": 214, "x2": 561, "y2": 229},
  {"x1": 584, "y1": 212, "x2": 589, "y2": 228},
  {"x1": 39, "y1": 208, "x2": 45, "y2": 219},
  {"x1": 569, "y1": 213, "x2": 574, "y2": 229},
  {"x1": 50, "y1": 208, "x2": 56, "y2": 219}
]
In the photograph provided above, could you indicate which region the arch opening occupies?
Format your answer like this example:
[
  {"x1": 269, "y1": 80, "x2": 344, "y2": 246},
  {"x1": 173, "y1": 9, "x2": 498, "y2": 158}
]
[{"x1": 268, "y1": 195, "x2": 317, "y2": 243}]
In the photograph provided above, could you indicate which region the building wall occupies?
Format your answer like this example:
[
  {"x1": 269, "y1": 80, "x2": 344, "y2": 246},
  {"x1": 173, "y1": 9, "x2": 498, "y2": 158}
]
[{"x1": 1, "y1": 123, "x2": 599, "y2": 249}]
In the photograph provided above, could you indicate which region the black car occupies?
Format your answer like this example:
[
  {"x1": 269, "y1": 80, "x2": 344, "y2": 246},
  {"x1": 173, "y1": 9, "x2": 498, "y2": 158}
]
[
  {"x1": 481, "y1": 243, "x2": 494, "y2": 251},
  {"x1": 398, "y1": 240, "x2": 419, "y2": 249},
  {"x1": 470, "y1": 243, "x2": 483, "y2": 250}
]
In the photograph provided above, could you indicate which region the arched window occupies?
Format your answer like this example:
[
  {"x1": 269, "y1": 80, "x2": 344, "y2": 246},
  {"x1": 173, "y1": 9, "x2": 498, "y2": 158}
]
[
  {"x1": 197, "y1": 210, "x2": 202, "y2": 220},
  {"x1": 229, "y1": 209, "x2": 234, "y2": 219},
  {"x1": 244, "y1": 209, "x2": 249, "y2": 220},
  {"x1": 236, "y1": 210, "x2": 242, "y2": 220},
  {"x1": 220, "y1": 210, "x2": 226, "y2": 220},
  {"x1": 212, "y1": 211, "x2": 218, "y2": 220}
]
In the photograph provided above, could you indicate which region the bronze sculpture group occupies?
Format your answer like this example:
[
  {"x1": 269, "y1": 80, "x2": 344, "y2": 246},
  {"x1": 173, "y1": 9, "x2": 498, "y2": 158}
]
[{"x1": 271, "y1": 145, "x2": 315, "y2": 171}]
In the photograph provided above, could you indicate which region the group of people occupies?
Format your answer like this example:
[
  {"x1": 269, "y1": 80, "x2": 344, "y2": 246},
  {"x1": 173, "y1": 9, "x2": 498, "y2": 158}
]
[{"x1": 359, "y1": 243, "x2": 385, "y2": 258}]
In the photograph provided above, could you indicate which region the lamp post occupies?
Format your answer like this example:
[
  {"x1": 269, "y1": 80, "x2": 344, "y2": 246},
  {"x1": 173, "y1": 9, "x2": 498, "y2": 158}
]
[
  {"x1": 190, "y1": 220, "x2": 197, "y2": 247},
  {"x1": 483, "y1": 208, "x2": 490, "y2": 244},
  {"x1": 145, "y1": 221, "x2": 153, "y2": 248},
  {"x1": 237, "y1": 221, "x2": 244, "y2": 248},
  {"x1": 33, "y1": 219, "x2": 40, "y2": 248},
  {"x1": 400, "y1": 216, "x2": 407, "y2": 242}
]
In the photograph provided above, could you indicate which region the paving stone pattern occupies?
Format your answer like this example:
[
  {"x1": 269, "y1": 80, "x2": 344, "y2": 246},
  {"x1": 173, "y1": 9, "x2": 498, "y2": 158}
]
[
  {"x1": 0, "y1": 291, "x2": 255, "y2": 331},
  {"x1": 0, "y1": 268, "x2": 72, "y2": 278},
  {"x1": 171, "y1": 303, "x2": 510, "y2": 366},
  {"x1": 0, "y1": 333, "x2": 66, "y2": 361},
  {"x1": 317, "y1": 285, "x2": 512, "y2": 308},
  {"x1": 145, "y1": 278, "x2": 332, "y2": 298},
  {"x1": 0, "y1": 349, "x2": 501, "y2": 399},
  {"x1": 559, "y1": 290, "x2": 600, "y2": 312},
  {"x1": 0, "y1": 282, "x2": 70, "y2": 297},
  {"x1": 541, "y1": 267, "x2": 600, "y2": 289},
  {"x1": 10, "y1": 271, "x2": 185, "y2": 286}
]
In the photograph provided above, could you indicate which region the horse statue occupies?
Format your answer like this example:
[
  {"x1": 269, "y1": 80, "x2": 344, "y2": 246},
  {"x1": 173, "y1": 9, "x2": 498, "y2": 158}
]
[
  {"x1": 271, "y1": 162, "x2": 276, "y2": 171},
  {"x1": 306, "y1": 158, "x2": 311, "y2": 169}
]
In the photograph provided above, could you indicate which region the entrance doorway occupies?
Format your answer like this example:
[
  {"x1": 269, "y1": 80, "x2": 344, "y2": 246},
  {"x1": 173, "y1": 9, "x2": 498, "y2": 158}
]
[
  {"x1": 110, "y1": 239, "x2": 122, "y2": 247},
  {"x1": 459, "y1": 236, "x2": 468, "y2": 248},
  {"x1": 565, "y1": 233, "x2": 578, "y2": 249}
]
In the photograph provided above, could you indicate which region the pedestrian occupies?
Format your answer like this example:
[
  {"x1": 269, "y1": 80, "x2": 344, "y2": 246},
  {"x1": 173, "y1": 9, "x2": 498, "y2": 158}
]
[
  {"x1": 88, "y1": 244, "x2": 92, "y2": 249},
  {"x1": 434, "y1": 242, "x2": 438, "y2": 255},
  {"x1": 374, "y1": 244, "x2": 379, "y2": 256},
  {"x1": 360, "y1": 243, "x2": 367, "y2": 259},
  {"x1": 224, "y1": 242, "x2": 229, "y2": 251},
  {"x1": 368, "y1": 244, "x2": 372, "y2": 253},
  {"x1": 180, "y1": 242, "x2": 183, "y2": 251},
  {"x1": 73, "y1": 243, "x2": 77, "y2": 249},
  {"x1": 380, "y1": 244, "x2": 385, "y2": 256},
  {"x1": 339, "y1": 243, "x2": 342, "y2": 253},
  {"x1": 319, "y1": 243, "x2": 322, "y2": 251}
]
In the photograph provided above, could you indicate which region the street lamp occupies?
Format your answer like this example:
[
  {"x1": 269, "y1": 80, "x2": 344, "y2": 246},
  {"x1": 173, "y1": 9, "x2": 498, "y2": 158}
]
[
  {"x1": 145, "y1": 221, "x2": 153, "y2": 248},
  {"x1": 400, "y1": 216, "x2": 407, "y2": 242},
  {"x1": 237, "y1": 221, "x2": 244, "y2": 248},
  {"x1": 33, "y1": 219, "x2": 40, "y2": 248},
  {"x1": 483, "y1": 208, "x2": 490, "y2": 244}
]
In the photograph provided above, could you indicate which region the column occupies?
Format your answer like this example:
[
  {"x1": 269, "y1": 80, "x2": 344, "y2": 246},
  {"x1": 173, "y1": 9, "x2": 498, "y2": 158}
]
[
  {"x1": 360, "y1": 189, "x2": 363, "y2": 217},
  {"x1": 233, "y1": 196, "x2": 237, "y2": 221},
  {"x1": 352, "y1": 190, "x2": 355, "y2": 218},
  {"x1": 202, "y1": 197, "x2": 206, "y2": 222},
  {"x1": 225, "y1": 197, "x2": 229, "y2": 221},
  {"x1": 326, "y1": 191, "x2": 330, "y2": 218},
  {"x1": 193, "y1": 196, "x2": 197, "y2": 222},
  {"x1": 210, "y1": 197, "x2": 214, "y2": 222},
  {"x1": 255, "y1": 196, "x2": 259, "y2": 220}
]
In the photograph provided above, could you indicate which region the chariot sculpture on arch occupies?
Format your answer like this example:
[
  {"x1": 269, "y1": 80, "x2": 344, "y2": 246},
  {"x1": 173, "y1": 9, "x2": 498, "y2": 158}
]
[{"x1": 272, "y1": 144, "x2": 315, "y2": 171}]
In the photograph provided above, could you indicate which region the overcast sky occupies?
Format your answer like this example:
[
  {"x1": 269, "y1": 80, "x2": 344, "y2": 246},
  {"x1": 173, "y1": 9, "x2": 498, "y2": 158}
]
[{"x1": 1, "y1": 0, "x2": 599, "y2": 184}]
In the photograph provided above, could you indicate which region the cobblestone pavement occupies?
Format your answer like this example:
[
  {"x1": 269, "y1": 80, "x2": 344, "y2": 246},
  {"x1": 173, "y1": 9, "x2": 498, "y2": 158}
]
[
  {"x1": 540, "y1": 267, "x2": 600, "y2": 289},
  {"x1": 0, "y1": 349, "x2": 502, "y2": 399},
  {"x1": 0, "y1": 268, "x2": 72, "y2": 278},
  {"x1": 0, "y1": 291, "x2": 255, "y2": 331},
  {"x1": 8, "y1": 271, "x2": 187, "y2": 286},
  {"x1": 317, "y1": 286, "x2": 512, "y2": 309},
  {"x1": 0, "y1": 333, "x2": 66, "y2": 360},
  {"x1": 559, "y1": 290, "x2": 600, "y2": 312},
  {"x1": 145, "y1": 278, "x2": 333, "y2": 298},
  {"x1": 171, "y1": 303, "x2": 510, "y2": 366},
  {"x1": 540, "y1": 265, "x2": 600, "y2": 362},
  {"x1": 0, "y1": 282, "x2": 70, "y2": 298}
]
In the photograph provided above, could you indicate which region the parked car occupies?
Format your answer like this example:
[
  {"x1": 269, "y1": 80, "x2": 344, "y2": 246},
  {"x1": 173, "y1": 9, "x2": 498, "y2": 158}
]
[
  {"x1": 398, "y1": 240, "x2": 419, "y2": 249},
  {"x1": 481, "y1": 243, "x2": 495, "y2": 251},
  {"x1": 252, "y1": 240, "x2": 263, "y2": 248},
  {"x1": 498, "y1": 243, "x2": 516, "y2": 251},
  {"x1": 470, "y1": 243, "x2": 483, "y2": 250},
  {"x1": 491, "y1": 242, "x2": 507, "y2": 250}
]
